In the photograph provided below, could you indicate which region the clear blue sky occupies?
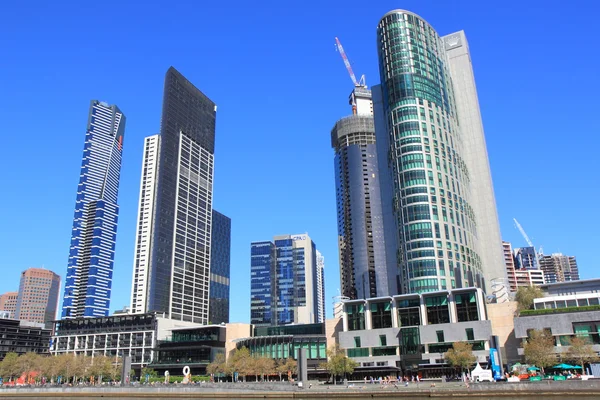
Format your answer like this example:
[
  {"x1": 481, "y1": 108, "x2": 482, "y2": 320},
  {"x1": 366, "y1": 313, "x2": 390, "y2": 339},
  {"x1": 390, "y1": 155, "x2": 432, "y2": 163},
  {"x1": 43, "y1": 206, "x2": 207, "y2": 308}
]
[{"x1": 1, "y1": 0, "x2": 598, "y2": 323}]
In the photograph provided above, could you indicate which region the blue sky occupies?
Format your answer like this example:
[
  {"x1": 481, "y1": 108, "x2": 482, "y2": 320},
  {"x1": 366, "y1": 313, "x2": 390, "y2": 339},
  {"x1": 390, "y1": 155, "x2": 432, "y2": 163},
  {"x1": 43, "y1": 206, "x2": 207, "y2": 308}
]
[{"x1": 1, "y1": 0, "x2": 598, "y2": 323}]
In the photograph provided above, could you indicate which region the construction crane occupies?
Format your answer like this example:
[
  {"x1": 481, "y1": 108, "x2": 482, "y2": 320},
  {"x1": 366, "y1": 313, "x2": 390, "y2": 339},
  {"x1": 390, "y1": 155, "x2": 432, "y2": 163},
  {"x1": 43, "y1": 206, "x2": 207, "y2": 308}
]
[
  {"x1": 513, "y1": 218, "x2": 541, "y2": 269},
  {"x1": 335, "y1": 37, "x2": 366, "y2": 114}
]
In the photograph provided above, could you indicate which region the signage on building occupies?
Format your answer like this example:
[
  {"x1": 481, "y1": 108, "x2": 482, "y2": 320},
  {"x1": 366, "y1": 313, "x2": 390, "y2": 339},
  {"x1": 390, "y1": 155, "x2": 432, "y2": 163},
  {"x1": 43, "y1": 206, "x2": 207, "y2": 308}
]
[
  {"x1": 291, "y1": 235, "x2": 307, "y2": 241},
  {"x1": 490, "y1": 348, "x2": 502, "y2": 380}
]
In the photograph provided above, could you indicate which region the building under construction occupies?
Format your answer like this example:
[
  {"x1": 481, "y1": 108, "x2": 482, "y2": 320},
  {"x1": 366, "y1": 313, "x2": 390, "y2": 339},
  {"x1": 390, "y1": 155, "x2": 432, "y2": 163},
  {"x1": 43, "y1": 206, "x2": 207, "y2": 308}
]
[{"x1": 331, "y1": 38, "x2": 397, "y2": 300}]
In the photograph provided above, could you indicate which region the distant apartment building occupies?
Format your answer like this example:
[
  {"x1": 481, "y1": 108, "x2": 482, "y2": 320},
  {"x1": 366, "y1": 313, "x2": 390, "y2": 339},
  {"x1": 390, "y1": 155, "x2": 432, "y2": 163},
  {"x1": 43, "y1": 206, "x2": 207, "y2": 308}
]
[
  {"x1": 514, "y1": 246, "x2": 538, "y2": 270},
  {"x1": 250, "y1": 234, "x2": 325, "y2": 326},
  {"x1": 15, "y1": 268, "x2": 61, "y2": 327},
  {"x1": 539, "y1": 253, "x2": 580, "y2": 283},
  {"x1": 504, "y1": 242, "x2": 545, "y2": 291},
  {"x1": 0, "y1": 292, "x2": 18, "y2": 318}
]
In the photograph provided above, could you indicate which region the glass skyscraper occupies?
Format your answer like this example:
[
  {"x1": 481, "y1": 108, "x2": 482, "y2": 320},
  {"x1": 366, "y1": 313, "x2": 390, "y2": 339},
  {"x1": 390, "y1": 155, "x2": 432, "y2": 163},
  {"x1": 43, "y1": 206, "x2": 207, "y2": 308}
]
[
  {"x1": 332, "y1": 86, "x2": 396, "y2": 300},
  {"x1": 209, "y1": 209, "x2": 231, "y2": 324},
  {"x1": 373, "y1": 10, "x2": 504, "y2": 294},
  {"x1": 250, "y1": 241, "x2": 275, "y2": 326},
  {"x1": 250, "y1": 234, "x2": 324, "y2": 326},
  {"x1": 130, "y1": 67, "x2": 216, "y2": 324},
  {"x1": 62, "y1": 100, "x2": 126, "y2": 318}
]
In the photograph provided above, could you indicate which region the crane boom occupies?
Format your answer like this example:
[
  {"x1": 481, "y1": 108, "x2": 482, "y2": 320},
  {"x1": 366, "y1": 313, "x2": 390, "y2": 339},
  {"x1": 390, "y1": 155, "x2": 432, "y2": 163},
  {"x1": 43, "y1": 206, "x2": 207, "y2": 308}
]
[
  {"x1": 513, "y1": 218, "x2": 541, "y2": 269},
  {"x1": 335, "y1": 37, "x2": 358, "y2": 86},
  {"x1": 513, "y1": 218, "x2": 534, "y2": 248}
]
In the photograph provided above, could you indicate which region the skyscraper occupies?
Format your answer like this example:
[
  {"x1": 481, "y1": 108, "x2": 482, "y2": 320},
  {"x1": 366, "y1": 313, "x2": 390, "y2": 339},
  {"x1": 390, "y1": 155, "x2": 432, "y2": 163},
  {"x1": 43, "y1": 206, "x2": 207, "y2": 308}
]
[
  {"x1": 443, "y1": 31, "x2": 506, "y2": 286},
  {"x1": 15, "y1": 268, "x2": 61, "y2": 327},
  {"x1": 130, "y1": 135, "x2": 159, "y2": 314},
  {"x1": 331, "y1": 86, "x2": 395, "y2": 299},
  {"x1": 62, "y1": 100, "x2": 125, "y2": 318},
  {"x1": 250, "y1": 241, "x2": 275, "y2": 326},
  {"x1": 539, "y1": 253, "x2": 579, "y2": 283},
  {"x1": 130, "y1": 67, "x2": 216, "y2": 324},
  {"x1": 250, "y1": 234, "x2": 324, "y2": 326},
  {"x1": 209, "y1": 210, "x2": 231, "y2": 324},
  {"x1": 373, "y1": 10, "x2": 499, "y2": 294},
  {"x1": 315, "y1": 250, "x2": 325, "y2": 323},
  {"x1": 0, "y1": 292, "x2": 18, "y2": 318}
]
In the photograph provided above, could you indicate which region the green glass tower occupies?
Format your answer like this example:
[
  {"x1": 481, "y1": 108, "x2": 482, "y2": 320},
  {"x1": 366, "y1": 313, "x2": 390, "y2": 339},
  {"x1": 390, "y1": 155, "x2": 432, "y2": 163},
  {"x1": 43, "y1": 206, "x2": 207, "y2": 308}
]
[{"x1": 374, "y1": 10, "x2": 485, "y2": 294}]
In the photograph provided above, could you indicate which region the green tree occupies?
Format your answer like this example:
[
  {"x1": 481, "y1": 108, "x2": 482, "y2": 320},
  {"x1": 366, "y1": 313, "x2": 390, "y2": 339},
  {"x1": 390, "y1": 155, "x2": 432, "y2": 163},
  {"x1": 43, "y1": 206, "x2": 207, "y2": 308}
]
[
  {"x1": 255, "y1": 357, "x2": 275, "y2": 382},
  {"x1": 444, "y1": 342, "x2": 476, "y2": 376},
  {"x1": 228, "y1": 347, "x2": 252, "y2": 382},
  {"x1": 141, "y1": 366, "x2": 158, "y2": 381},
  {"x1": 17, "y1": 352, "x2": 41, "y2": 384},
  {"x1": 276, "y1": 358, "x2": 296, "y2": 381},
  {"x1": 320, "y1": 344, "x2": 357, "y2": 384},
  {"x1": 565, "y1": 336, "x2": 600, "y2": 372},
  {"x1": 523, "y1": 329, "x2": 556, "y2": 373},
  {"x1": 515, "y1": 285, "x2": 543, "y2": 313},
  {"x1": 206, "y1": 353, "x2": 226, "y2": 380},
  {"x1": 0, "y1": 352, "x2": 20, "y2": 382}
]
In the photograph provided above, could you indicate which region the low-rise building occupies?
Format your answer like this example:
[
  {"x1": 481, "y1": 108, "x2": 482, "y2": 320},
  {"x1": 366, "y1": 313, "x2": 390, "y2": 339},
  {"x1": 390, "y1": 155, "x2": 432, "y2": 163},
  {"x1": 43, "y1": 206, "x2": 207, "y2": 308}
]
[
  {"x1": 0, "y1": 317, "x2": 51, "y2": 360},
  {"x1": 339, "y1": 288, "x2": 492, "y2": 378},
  {"x1": 51, "y1": 313, "x2": 199, "y2": 370},
  {"x1": 514, "y1": 279, "x2": 600, "y2": 362}
]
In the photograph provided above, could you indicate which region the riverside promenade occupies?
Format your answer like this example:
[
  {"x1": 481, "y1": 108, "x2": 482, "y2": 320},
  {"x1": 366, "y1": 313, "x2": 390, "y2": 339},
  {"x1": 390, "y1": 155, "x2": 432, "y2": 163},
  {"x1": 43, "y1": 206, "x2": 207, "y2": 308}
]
[{"x1": 1, "y1": 380, "x2": 600, "y2": 399}]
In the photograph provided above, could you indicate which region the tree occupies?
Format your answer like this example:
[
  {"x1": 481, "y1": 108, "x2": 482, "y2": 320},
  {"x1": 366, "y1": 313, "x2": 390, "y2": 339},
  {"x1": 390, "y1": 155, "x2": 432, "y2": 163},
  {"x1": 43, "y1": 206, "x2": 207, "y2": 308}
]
[
  {"x1": 515, "y1": 286, "x2": 543, "y2": 313},
  {"x1": 523, "y1": 329, "x2": 556, "y2": 373},
  {"x1": 565, "y1": 336, "x2": 600, "y2": 372},
  {"x1": 17, "y1": 352, "x2": 41, "y2": 384},
  {"x1": 206, "y1": 353, "x2": 225, "y2": 381},
  {"x1": 255, "y1": 357, "x2": 275, "y2": 382},
  {"x1": 444, "y1": 342, "x2": 476, "y2": 376},
  {"x1": 320, "y1": 344, "x2": 358, "y2": 384},
  {"x1": 0, "y1": 352, "x2": 20, "y2": 382},
  {"x1": 276, "y1": 358, "x2": 296, "y2": 381},
  {"x1": 228, "y1": 347, "x2": 252, "y2": 382}
]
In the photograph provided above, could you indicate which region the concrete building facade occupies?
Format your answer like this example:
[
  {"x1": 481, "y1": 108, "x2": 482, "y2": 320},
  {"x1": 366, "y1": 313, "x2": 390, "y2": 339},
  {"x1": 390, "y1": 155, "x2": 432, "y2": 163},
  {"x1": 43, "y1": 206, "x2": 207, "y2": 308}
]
[
  {"x1": 15, "y1": 268, "x2": 61, "y2": 327},
  {"x1": 0, "y1": 292, "x2": 18, "y2": 318},
  {"x1": 339, "y1": 288, "x2": 491, "y2": 376},
  {"x1": 443, "y1": 30, "x2": 506, "y2": 287}
]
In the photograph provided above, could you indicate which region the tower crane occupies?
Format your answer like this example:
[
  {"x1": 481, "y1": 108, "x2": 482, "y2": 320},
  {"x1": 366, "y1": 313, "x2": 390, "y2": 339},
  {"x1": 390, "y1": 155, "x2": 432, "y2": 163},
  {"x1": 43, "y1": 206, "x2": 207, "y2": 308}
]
[
  {"x1": 335, "y1": 37, "x2": 366, "y2": 115},
  {"x1": 513, "y1": 218, "x2": 541, "y2": 269}
]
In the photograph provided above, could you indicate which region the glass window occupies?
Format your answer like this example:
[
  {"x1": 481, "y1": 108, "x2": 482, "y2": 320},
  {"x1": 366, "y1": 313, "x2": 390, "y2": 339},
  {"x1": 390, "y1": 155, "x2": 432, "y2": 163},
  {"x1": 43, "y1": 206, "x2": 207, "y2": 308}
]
[
  {"x1": 578, "y1": 298, "x2": 589, "y2": 307},
  {"x1": 380, "y1": 335, "x2": 387, "y2": 346},
  {"x1": 347, "y1": 304, "x2": 365, "y2": 331},
  {"x1": 354, "y1": 336, "x2": 361, "y2": 348},
  {"x1": 589, "y1": 297, "x2": 599, "y2": 306},
  {"x1": 400, "y1": 327, "x2": 420, "y2": 355},
  {"x1": 425, "y1": 295, "x2": 450, "y2": 324},
  {"x1": 397, "y1": 298, "x2": 421, "y2": 327},
  {"x1": 436, "y1": 330, "x2": 444, "y2": 343},
  {"x1": 455, "y1": 291, "x2": 479, "y2": 322},
  {"x1": 466, "y1": 328, "x2": 474, "y2": 341},
  {"x1": 371, "y1": 302, "x2": 393, "y2": 329}
]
